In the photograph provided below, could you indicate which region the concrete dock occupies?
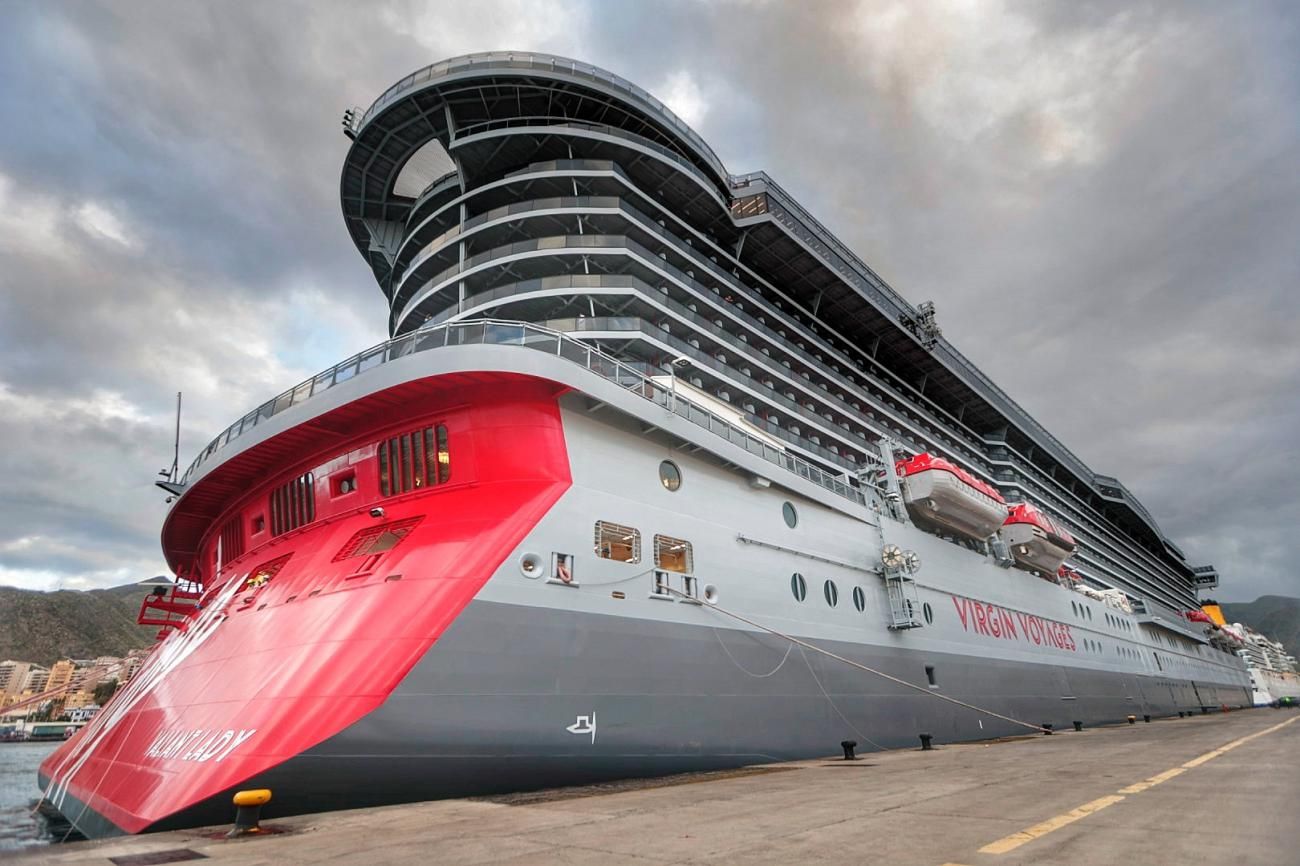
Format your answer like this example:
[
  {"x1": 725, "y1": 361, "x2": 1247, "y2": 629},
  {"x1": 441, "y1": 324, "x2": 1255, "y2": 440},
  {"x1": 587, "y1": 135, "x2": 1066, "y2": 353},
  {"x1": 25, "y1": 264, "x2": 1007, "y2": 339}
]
[{"x1": 16, "y1": 709, "x2": 1299, "y2": 865}]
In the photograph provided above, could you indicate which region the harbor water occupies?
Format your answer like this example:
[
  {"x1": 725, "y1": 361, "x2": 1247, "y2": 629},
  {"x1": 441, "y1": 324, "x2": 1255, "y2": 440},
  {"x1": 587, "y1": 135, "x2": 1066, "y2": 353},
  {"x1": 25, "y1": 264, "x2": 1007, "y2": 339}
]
[{"x1": 0, "y1": 741, "x2": 60, "y2": 851}]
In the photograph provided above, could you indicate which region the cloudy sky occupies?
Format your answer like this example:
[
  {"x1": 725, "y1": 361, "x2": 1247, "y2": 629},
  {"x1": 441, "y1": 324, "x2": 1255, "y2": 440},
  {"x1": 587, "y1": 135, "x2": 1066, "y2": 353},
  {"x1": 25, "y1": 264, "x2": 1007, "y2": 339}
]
[{"x1": 0, "y1": 1, "x2": 1296, "y2": 601}]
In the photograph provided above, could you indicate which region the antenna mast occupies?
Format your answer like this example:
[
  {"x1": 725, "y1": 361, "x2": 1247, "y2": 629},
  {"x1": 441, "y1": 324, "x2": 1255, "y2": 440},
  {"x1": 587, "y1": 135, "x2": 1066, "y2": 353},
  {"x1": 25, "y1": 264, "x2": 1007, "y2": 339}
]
[{"x1": 156, "y1": 391, "x2": 185, "y2": 498}]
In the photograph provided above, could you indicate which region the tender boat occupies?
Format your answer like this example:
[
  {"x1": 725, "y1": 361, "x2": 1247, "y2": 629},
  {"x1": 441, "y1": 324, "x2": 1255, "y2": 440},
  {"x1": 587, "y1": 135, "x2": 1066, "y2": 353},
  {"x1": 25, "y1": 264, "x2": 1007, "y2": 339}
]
[
  {"x1": 999, "y1": 501, "x2": 1077, "y2": 576},
  {"x1": 895, "y1": 453, "x2": 1006, "y2": 540}
]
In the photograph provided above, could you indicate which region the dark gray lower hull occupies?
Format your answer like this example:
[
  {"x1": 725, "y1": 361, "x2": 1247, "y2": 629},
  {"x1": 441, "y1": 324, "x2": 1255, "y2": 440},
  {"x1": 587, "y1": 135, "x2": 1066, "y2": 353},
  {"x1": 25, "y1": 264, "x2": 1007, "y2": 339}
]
[{"x1": 140, "y1": 597, "x2": 1248, "y2": 827}]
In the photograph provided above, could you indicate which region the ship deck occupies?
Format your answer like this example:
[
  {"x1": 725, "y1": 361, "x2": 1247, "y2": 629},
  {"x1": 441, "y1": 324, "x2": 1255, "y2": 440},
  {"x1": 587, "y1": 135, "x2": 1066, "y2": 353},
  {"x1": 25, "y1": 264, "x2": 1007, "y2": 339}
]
[{"x1": 19, "y1": 707, "x2": 1298, "y2": 865}]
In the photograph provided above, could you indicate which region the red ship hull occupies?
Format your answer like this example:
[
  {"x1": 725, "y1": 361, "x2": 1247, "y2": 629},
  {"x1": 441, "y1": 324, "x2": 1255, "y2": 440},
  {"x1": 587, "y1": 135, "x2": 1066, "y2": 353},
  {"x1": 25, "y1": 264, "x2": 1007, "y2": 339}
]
[{"x1": 40, "y1": 375, "x2": 571, "y2": 835}]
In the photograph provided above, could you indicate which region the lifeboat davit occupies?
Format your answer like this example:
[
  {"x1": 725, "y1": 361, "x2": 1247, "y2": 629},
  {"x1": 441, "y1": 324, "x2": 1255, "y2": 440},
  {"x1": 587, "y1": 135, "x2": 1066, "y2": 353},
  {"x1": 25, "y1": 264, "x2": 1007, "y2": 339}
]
[
  {"x1": 999, "y1": 501, "x2": 1077, "y2": 576},
  {"x1": 895, "y1": 453, "x2": 1007, "y2": 540}
]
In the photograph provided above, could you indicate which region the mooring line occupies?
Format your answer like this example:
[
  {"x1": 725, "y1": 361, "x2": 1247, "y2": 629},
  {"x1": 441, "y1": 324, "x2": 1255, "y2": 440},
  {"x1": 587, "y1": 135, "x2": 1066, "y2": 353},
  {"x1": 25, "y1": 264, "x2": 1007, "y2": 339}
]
[{"x1": 666, "y1": 586, "x2": 1049, "y2": 734}]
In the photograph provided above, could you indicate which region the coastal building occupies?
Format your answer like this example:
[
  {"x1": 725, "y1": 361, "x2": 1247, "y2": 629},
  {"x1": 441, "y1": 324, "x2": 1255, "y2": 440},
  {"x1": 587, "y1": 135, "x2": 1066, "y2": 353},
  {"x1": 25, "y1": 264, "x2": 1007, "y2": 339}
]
[
  {"x1": 68, "y1": 704, "x2": 101, "y2": 724},
  {"x1": 1, "y1": 661, "x2": 33, "y2": 696},
  {"x1": 45, "y1": 659, "x2": 77, "y2": 694},
  {"x1": 120, "y1": 648, "x2": 150, "y2": 683},
  {"x1": 63, "y1": 691, "x2": 97, "y2": 712},
  {"x1": 22, "y1": 667, "x2": 50, "y2": 695}
]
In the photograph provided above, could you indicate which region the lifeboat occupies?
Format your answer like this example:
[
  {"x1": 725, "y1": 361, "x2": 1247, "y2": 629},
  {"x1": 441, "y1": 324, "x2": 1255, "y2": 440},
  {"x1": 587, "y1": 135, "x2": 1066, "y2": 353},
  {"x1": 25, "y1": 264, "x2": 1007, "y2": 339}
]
[
  {"x1": 998, "y1": 501, "x2": 1077, "y2": 576},
  {"x1": 895, "y1": 453, "x2": 1006, "y2": 540}
]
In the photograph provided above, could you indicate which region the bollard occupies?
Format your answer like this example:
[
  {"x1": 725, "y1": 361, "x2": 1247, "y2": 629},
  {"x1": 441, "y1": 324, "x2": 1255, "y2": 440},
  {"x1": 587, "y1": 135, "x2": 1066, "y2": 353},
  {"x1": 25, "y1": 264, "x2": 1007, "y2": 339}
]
[
  {"x1": 227, "y1": 789, "x2": 272, "y2": 838},
  {"x1": 919, "y1": 733, "x2": 934, "y2": 751},
  {"x1": 1041, "y1": 723, "x2": 1053, "y2": 735},
  {"x1": 1201, "y1": 706, "x2": 1209, "y2": 715},
  {"x1": 1127, "y1": 715, "x2": 1136, "y2": 725},
  {"x1": 1073, "y1": 721, "x2": 1083, "y2": 732},
  {"x1": 841, "y1": 739, "x2": 857, "y2": 761},
  {"x1": 1143, "y1": 714, "x2": 1151, "y2": 724},
  {"x1": 1178, "y1": 711, "x2": 1185, "y2": 718}
]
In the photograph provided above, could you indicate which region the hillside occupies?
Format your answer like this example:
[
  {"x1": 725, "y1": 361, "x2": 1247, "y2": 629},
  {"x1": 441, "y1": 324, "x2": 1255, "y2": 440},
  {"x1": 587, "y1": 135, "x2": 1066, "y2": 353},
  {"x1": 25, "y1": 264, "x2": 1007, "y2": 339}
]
[
  {"x1": 0, "y1": 582, "x2": 157, "y2": 666},
  {"x1": 1221, "y1": 595, "x2": 1300, "y2": 656}
]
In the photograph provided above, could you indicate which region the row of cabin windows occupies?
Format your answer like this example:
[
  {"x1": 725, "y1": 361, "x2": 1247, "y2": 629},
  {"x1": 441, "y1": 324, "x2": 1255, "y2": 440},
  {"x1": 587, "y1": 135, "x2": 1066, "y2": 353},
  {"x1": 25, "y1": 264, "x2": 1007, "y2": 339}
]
[
  {"x1": 378, "y1": 424, "x2": 450, "y2": 496},
  {"x1": 217, "y1": 423, "x2": 450, "y2": 560},
  {"x1": 593, "y1": 520, "x2": 693, "y2": 573}
]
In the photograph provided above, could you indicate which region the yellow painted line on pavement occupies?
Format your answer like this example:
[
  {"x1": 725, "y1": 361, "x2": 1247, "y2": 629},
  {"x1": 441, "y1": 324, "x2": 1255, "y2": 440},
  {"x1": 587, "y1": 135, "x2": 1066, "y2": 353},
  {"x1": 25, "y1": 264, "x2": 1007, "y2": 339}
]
[
  {"x1": 1117, "y1": 766, "x2": 1186, "y2": 794},
  {"x1": 979, "y1": 716, "x2": 1297, "y2": 855},
  {"x1": 979, "y1": 795, "x2": 1125, "y2": 854}
]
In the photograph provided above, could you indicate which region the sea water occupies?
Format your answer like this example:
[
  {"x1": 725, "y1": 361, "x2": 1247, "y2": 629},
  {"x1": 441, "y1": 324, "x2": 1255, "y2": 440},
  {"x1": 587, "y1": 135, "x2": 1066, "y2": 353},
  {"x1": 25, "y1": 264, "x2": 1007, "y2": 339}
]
[{"x1": 0, "y1": 741, "x2": 63, "y2": 850}]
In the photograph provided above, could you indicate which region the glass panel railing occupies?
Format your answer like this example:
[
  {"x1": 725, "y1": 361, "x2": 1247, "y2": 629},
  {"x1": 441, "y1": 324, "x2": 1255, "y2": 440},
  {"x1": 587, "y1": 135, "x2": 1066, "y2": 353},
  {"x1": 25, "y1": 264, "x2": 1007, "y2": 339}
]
[{"x1": 178, "y1": 320, "x2": 865, "y2": 507}]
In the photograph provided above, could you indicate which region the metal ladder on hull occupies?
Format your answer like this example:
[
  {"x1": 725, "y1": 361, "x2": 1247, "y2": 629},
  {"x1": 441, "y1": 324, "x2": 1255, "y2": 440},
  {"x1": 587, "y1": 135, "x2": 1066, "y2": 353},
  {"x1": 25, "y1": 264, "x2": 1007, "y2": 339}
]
[{"x1": 884, "y1": 569, "x2": 923, "y2": 630}]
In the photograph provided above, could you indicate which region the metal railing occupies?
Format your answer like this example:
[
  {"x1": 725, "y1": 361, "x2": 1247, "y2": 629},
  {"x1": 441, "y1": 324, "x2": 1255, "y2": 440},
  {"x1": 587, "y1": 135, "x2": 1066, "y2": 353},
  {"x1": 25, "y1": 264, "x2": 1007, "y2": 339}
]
[
  {"x1": 357, "y1": 52, "x2": 727, "y2": 182},
  {"x1": 401, "y1": 213, "x2": 993, "y2": 474},
  {"x1": 178, "y1": 321, "x2": 866, "y2": 507},
  {"x1": 730, "y1": 171, "x2": 1121, "y2": 515}
]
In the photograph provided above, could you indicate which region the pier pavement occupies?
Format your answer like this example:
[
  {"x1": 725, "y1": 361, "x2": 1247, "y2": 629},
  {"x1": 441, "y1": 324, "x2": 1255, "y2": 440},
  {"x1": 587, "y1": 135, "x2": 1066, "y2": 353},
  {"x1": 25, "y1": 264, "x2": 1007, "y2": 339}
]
[{"x1": 14, "y1": 708, "x2": 1298, "y2": 865}]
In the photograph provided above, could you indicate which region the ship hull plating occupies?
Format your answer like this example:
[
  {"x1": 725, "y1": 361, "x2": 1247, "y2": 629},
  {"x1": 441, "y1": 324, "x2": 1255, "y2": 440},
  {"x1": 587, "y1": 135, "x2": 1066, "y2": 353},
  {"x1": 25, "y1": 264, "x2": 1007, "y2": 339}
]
[
  {"x1": 38, "y1": 374, "x2": 1251, "y2": 838},
  {"x1": 43, "y1": 596, "x2": 1252, "y2": 835}
]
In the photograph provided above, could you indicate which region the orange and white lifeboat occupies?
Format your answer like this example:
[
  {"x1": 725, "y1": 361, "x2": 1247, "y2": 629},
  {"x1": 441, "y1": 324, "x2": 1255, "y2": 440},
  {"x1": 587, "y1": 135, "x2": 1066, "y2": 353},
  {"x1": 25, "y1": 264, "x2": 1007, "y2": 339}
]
[
  {"x1": 895, "y1": 453, "x2": 1007, "y2": 540},
  {"x1": 999, "y1": 502, "x2": 1077, "y2": 576}
]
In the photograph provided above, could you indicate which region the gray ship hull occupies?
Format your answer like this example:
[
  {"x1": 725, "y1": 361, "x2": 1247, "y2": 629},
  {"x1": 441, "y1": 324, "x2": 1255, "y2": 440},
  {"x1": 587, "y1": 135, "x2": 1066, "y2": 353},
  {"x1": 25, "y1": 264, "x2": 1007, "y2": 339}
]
[{"x1": 132, "y1": 596, "x2": 1247, "y2": 829}]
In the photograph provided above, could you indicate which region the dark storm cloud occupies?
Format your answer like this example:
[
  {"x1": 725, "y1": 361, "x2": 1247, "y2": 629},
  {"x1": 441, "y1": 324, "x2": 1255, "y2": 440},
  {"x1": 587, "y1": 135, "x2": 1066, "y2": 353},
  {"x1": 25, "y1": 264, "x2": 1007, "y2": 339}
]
[{"x1": 0, "y1": 1, "x2": 1296, "y2": 602}]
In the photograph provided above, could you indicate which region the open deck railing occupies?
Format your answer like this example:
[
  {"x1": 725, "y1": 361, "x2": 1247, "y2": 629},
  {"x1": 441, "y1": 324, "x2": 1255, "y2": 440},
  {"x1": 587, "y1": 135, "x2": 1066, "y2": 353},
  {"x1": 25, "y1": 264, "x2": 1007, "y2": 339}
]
[{"x1": 178, "y1": 320, "x2": 865, "y2": 507}]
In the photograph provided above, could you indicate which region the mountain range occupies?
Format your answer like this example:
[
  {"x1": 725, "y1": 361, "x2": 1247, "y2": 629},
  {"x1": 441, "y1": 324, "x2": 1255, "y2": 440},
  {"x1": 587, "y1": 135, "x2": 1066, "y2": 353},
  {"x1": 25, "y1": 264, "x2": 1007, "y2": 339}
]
[
  {"x1": 0, "y1": 582, "x2": 156, "y2": 666},
  {"x1": 1221, "y1": 596, "x2": 1300, "y2": 658}
]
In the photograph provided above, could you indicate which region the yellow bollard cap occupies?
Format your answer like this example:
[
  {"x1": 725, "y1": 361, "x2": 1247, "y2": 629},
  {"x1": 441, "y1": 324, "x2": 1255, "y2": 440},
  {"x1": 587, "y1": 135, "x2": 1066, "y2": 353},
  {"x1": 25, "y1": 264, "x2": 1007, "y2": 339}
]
[{"x1": 233, "y1": 789, "x2": 272, "y2": 807}]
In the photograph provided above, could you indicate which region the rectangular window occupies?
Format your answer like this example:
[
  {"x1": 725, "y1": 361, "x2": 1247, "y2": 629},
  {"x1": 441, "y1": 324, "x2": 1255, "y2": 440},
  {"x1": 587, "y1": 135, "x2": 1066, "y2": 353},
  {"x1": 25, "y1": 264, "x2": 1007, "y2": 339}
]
[
  {"x1": 399, "y1": 434, "x2": 412, "y2": 492},
  {"x1": 436, "y1": 426, "x2": 451, "y2": 484},
  {"x1": 551, "y1": 552, "x2": 576, "y2": 585},
  {"x1": 379, "y1": 424, "x2": 450, "y2": 496},
  {"x1": 653, "y1": 535, "x2": 693, "y2": 573},
  {"x1": 219, "y1": 516, "x2": 245, "y2": 563},
  {"x1": 269, "y1": 472, "x2": 315, "y2": 536},
  {"x1": 594, "y1": 521, "x2": 640, "y2": 563}
]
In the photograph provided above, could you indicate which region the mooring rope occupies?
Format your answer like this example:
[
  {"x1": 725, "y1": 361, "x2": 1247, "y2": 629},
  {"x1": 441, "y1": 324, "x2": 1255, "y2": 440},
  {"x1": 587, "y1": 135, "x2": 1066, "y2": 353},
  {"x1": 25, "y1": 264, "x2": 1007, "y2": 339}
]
[
  {"x1": 711, "y1": 626, "x2": 795, "y2": 679},
  {"x1": 797, "y1": 645, "x2": 889, "y2": 752},
  {"x1": 666, "y1": 586, "x2": 1049, "y2": 734}
]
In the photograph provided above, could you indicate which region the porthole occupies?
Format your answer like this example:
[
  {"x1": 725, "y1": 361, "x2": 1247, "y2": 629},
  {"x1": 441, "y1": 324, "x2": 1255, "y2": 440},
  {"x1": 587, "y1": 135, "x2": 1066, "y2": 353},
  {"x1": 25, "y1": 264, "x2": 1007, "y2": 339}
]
[
  {"x1": 923, "y1": 602, "x2": 934, "y2": 625},
  {"x1": 823, "y1": 579, "x2": 838, "y2": 607},
  {"x1": 852, "y1": 586, "x2": 866, "y2": 612},
  {"x1": 658, "y1": 460, "x2": 682, "y2": 491},
  {"x1": 782, "y1": 501, "x2": 798, "y2": 528},
  {"x1": 791, "y1": 572, "x2": 807, "y2": 602}
]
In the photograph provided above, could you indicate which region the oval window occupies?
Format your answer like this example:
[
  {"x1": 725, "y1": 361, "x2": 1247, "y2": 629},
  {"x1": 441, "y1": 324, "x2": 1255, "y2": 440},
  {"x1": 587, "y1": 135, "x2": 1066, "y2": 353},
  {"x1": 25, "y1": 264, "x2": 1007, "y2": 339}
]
[
  {"x1": 823, "y1": 580, "x2": 838, "y2": 608},
  {"x1": 659, "y1": 460, "x2": 682, "y2": 491},
  {"x1": 782, "y1": 501, "x2": 798, "y2": 528},
  {"x1": 852, "y1": 586, "x2": 866, "y2": 612},
  {"x1": 791, "y1": 572, "x2": 807, "y2": 602},
  {"x1": 923, "y1": 602, "x2": 934, "y2": 625}
]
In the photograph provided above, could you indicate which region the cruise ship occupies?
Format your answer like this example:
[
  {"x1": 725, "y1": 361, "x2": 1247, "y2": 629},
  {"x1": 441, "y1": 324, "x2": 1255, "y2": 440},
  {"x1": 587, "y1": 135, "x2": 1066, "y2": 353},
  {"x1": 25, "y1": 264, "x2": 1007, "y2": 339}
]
[{"x1": 40, "y1": 52, "x2": 1252, "y2": 839}]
